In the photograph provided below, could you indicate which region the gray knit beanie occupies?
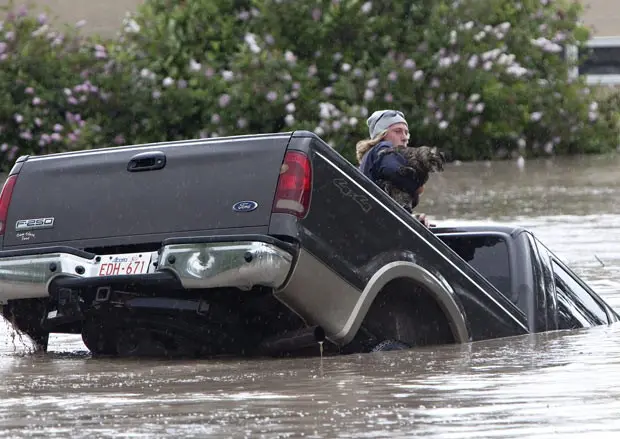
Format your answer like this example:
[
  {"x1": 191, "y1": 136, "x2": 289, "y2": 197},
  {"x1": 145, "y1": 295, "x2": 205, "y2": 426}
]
[{"x1": 367, "y1": 109, "x2": 408, "y2": 139}]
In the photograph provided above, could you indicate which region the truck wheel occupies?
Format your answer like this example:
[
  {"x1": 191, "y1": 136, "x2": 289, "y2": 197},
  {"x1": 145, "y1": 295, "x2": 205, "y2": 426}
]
[
  {"x1": 371, "y1": 339, "x2": 410, "y2": 352},
  {"x1": 2, "y1": 299, "x2": 49, "y2": 352},
  {"x1": 115, "y1": 328, "x2": 168, "y2": 357},
  {"x1": 358, "y1": 278, "x2": 455, "y2": 352},
  {"x1": 81, "y1": 316, "x2": 118, "y2": 356}
]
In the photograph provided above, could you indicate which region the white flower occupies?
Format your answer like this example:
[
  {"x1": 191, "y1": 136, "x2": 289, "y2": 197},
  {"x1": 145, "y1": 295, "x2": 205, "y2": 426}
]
[
  {"x1": 319, "y1": 103, "x2": 332, "y2": 119},
  {"x1": 497, "y1": 53, "x2": 515, "y2": 65},
  {"x1": 189, "y1": 59, "x2": 202, "y2": 72},
  {"x1": 244, "y1": 33, "x2": 261, "y2": 54},
  {"x1": 449, "y1": 30, "x2": 457, "y2": 45},
  {"x1": 162, "y1": 77, "x2": 174, "y2": 87},
  {"x1": 367, "y1": 78, "x2": 379, "y2": 88},
  {"x1": 31, "y1": 24, "x2": 49, "y2": 37},
  {"x1": 222, "y1": 70, "x2": 234, "y2": 81},
  {"x1": 413, "y1": 70, "x2": 424, "y2": 81},
  {"x1": 361, "y1": 1, "x2": 372, "y2": 13},
  {"x1": 364, "y1": 89, "x2": 375, "y2": 101},
  {"x1": 286, "y1": 103, "x2": 296, "y2": 113},
  {"x1": 285, "y1": 114, "x2": 295, "y2": 126},
  {"x1": 481, "y1": 48, "x2": 501, "y2": 61},
  {"x1": 341, "y1": 63, "x2": 351, "y2": 72},
  {"x1": 530, "y1": 112, "x2": 543, "y2": 122},
  {"x1": 266, "y1": 91, "x2": 278, "y2": 102},
  {"x1": 506, "y1": 64, "x2": 528, "y2": 77},
  {"x1": 469, "y1": 94, "x2": 480, "y2": 102},
  {"x1": 349, "y1": 117, "x2": 358, "y2": 126},
  {"x1": 284, "y1": 51, "x2": 297, "y2": 64},
  {"x1": 314, "y1": 126, "x2": 325, "y2": 136},
  {"x1": 140, "y1": 68, "x2": 155, "y2": 80},
  {"x1": 531, "y1": 37, "x2": 563, "y2": 53},
  {"x1": 438, "y1": 121, "x2": 449, "y2": 130},
  {"x1": 124, "y1": 18, "x2": 140, "y2": 33},
  {"x1": 498, "y1": 22, "x2": 511, "y2": 32},
  {"x1": 438, "y1": 57, "x2": 452, "y2": 68}
]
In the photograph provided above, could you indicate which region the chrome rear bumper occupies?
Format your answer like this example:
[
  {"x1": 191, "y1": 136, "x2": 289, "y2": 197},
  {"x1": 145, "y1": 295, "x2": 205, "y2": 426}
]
[{"x1": 0, "y1": 240, "x2": 295, "y2": 303}]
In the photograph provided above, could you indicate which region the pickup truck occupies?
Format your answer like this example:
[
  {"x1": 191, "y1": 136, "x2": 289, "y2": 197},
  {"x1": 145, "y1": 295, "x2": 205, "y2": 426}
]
[{"x1": 0, "y1": 131, "x2": 617, "y2": 357}]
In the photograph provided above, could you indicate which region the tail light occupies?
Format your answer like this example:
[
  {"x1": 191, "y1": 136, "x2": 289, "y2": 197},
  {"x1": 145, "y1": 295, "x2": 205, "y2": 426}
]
[
  {"x1": 272, "y1": 151, "x2": 312, "y2": 218},
  {"x1": 0, "y1": 175, "x2": 17, "y2": 235}
]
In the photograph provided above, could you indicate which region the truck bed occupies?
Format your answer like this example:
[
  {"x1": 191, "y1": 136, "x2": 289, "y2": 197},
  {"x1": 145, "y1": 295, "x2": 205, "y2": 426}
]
[{"x1": 2, "y1": 133, "x2": 292, "y2": 251}]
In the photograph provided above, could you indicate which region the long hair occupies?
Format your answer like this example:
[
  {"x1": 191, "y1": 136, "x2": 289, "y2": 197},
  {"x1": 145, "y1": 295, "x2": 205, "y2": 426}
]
[{"x1": 355, "y1": 129, "x2": 388, "y2": 164}]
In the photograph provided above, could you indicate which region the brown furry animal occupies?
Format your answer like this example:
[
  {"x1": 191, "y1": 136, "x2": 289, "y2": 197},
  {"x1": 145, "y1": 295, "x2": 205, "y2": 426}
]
[{"x1": 376, "y1": 145, "x2": 446, "y2": 212}]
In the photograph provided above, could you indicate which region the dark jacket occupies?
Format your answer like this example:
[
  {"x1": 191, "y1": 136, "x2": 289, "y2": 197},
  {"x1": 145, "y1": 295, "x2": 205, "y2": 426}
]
[{"x1": 359, "y1": 141, "x2": 425, "y2": 208}]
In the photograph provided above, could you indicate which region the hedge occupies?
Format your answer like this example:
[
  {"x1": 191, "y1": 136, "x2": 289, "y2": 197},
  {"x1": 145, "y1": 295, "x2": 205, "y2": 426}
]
[{"x1": 0, "y1": 0, "x2": 618, "y2": 171}]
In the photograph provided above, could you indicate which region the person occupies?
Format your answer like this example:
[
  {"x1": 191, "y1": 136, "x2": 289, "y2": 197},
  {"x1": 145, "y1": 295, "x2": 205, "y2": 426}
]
[{"x1": 356, "y1": 109, "x2": 430, "y2": 226}]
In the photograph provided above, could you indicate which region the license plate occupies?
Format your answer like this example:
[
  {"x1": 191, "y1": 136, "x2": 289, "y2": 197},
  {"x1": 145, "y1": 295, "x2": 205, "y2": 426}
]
[{"x1": 96, "y1": 252, "x2": 152, "y2": 276}]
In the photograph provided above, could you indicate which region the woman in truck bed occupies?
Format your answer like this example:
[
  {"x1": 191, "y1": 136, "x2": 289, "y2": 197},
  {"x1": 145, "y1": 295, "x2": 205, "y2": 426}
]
[{"x1": 356, "y1": 109, "x2": 443, "y2": 226}]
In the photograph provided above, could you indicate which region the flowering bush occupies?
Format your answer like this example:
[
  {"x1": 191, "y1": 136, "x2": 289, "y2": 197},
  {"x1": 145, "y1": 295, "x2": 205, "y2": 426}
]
[
  {"x1": 0, "y1": 0, "x2": 618, "y2": 171},
  {"x1": 70, "y1": 0, "x2": 253, "y2": 146},
  {"x1": 0, "y1": 2, "x2": 115, "y2": 168},
  {"x1": 239, "y1": 0, "x2": 619, "y2": 161}
]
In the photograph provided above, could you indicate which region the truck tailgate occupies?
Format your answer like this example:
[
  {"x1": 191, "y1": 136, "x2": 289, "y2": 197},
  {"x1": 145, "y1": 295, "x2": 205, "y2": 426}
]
[{"x1": 3, "y1": 134, "x2": 291, "y2": 248}]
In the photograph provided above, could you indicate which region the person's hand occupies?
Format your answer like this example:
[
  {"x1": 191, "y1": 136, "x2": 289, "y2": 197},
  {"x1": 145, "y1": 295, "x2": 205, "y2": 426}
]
[{"x1": 414, "y1": 213, "x2": 430, "y2": 227}]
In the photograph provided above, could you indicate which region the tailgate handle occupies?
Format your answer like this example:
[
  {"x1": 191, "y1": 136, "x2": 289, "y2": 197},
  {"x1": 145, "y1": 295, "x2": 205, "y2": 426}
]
[{"x1": 127, "y1": 151, "x2": 166, "y2": 172}]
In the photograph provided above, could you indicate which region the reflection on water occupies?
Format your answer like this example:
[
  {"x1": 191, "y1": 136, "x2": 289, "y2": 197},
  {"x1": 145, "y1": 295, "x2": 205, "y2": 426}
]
[{"x1": 2, "y1": 154, "x2": 620, "y2": 437}]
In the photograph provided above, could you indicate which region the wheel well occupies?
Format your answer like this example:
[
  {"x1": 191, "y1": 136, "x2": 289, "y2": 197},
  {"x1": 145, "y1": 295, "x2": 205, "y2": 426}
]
[{"x1": 359, "y1": 277, "x2": 457, "y2": 347}]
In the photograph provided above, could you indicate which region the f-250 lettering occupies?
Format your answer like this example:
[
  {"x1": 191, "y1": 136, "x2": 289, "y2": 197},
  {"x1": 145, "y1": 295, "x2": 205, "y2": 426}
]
[{"x1": 15, "y1": 217, "x2": 54, "y2": 231}]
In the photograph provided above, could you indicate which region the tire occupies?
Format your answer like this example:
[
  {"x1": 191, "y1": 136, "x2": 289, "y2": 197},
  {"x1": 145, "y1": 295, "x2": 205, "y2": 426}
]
[
  {"x1": 371, "y1": 339, "x2": 410, "y2": 352},
  {"x1": 81, "y1": 316, "x2": 118, "y2": 356}
]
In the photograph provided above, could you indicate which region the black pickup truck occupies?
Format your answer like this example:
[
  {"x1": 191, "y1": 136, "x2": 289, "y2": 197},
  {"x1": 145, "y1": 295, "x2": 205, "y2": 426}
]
[{"x1": 0, "y1": 131, "x2": 617, "y2": 357}]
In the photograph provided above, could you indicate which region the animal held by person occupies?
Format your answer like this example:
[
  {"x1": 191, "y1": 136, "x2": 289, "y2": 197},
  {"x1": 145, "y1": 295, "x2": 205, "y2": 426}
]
[{"x1": 376, "y1": 145, "x2": 446, "y2": 212}]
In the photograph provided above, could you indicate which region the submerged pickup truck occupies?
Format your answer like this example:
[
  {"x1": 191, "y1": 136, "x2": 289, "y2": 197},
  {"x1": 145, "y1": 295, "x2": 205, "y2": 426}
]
[{"x1": 0, "y1": 131, "x2": 617, "y2": 357}]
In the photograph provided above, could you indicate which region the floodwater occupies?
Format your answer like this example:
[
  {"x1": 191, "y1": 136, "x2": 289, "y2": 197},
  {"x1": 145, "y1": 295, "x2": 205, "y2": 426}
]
[{"x1": 3, "y1": 153, "x2": 620, "y2": 438}]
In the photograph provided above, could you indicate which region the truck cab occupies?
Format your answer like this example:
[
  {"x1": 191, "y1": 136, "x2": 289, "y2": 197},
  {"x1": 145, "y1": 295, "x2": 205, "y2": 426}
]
[{"x1": 434, "y1": 225, "x2": 619, "y2": 333}]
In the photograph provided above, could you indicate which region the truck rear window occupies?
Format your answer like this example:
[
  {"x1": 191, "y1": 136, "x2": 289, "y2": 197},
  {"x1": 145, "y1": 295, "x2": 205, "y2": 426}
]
[{"x1": 438, "y1": 234, "x2": 511, "y2": 297}]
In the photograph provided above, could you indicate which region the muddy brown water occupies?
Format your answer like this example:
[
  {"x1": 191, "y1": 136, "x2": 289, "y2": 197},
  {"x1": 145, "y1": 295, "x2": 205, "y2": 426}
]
[{"x1": 2, "y1": 154, "x2": 620, "y2": 438}]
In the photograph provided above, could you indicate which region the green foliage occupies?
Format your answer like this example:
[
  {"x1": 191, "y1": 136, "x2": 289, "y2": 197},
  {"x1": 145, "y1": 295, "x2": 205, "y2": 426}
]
[
  {"x1": 0, "y1": 0, "x2": 618, "y2": 171},
  {"x1": 0, "y1": 1, "x2": 112, "y2": 164}
]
